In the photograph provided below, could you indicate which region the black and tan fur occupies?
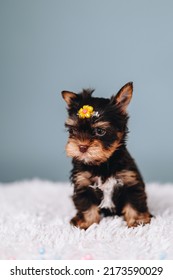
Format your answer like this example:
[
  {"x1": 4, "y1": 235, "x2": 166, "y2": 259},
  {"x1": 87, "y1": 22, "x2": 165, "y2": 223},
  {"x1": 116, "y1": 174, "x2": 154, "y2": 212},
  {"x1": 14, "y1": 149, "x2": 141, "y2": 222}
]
[{"x1": 61, "y1": 82, "x2": 151, "y2": 229}]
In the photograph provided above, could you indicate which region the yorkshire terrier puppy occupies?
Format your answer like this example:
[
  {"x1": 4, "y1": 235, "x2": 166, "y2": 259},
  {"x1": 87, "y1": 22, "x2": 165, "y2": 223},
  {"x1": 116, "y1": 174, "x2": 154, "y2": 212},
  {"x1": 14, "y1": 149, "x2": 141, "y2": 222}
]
[{"x1": 61, "y1": 82, "x2": 151, "y2": 229}]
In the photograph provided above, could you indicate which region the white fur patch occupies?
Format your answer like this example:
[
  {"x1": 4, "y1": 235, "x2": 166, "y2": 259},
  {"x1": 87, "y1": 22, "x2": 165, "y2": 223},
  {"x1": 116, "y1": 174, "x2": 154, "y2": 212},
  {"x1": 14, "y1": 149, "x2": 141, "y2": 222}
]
[{"x1": 90, "y1": 177, "x2": 123, "y2": 211}]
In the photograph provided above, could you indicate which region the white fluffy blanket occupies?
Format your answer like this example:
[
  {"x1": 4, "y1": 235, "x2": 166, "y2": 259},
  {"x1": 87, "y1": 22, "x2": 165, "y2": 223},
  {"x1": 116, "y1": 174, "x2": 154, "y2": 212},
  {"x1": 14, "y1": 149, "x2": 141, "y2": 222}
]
[{"x1": 0, "y1": 180, "x2": 173, "y2": 260}]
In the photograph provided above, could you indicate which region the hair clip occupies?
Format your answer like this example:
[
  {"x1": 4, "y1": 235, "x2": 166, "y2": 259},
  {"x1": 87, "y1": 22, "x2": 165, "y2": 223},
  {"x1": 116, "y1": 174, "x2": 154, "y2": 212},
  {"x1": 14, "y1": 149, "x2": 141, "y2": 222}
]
[{"x1": 77, "y1": 105, "x2": 100, "y2": 119}]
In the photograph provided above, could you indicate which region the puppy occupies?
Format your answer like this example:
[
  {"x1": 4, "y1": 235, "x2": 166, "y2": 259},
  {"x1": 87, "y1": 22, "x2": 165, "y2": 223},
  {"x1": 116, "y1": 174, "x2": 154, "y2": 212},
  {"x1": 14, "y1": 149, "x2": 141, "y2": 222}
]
[{"x1": 61, "y1": 82, "x2": 151, "y2": 229}]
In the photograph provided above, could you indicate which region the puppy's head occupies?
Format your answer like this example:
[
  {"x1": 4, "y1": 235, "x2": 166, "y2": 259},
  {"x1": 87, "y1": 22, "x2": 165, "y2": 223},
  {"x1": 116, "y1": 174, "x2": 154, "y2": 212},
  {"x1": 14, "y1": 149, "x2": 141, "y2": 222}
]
[{"x1": 61, "y1": 82, "x2": 133, "y2": 165}]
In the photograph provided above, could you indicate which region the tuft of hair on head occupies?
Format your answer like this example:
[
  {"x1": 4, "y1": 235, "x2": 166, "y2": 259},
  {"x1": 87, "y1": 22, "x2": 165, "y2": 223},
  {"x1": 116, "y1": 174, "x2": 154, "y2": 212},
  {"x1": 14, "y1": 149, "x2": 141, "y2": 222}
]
[
  {"x1": 80, "y1": 88, "x2": 95, "y2": 99},
  {"x1": 110, "y1": 82, "x2": 133, "y2": 113}
]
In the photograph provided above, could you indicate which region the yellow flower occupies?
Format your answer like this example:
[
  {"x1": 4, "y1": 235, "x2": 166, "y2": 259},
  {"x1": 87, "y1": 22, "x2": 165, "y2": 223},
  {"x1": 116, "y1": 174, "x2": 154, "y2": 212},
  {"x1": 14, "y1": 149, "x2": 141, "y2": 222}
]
[{"x1": 77, "y1": 105, "x2": 94, "y2": 119}]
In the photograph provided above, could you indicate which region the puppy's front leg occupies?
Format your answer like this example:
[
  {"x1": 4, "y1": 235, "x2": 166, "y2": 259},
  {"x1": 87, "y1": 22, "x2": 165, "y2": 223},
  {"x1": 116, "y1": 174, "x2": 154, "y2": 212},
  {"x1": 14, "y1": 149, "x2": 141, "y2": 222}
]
[
  {"x1": 122, "y1": 184, "x2": 151, "y2": 227},
  {"x1": 71, "y1": 187, "x2": 101, "y2": 230}
]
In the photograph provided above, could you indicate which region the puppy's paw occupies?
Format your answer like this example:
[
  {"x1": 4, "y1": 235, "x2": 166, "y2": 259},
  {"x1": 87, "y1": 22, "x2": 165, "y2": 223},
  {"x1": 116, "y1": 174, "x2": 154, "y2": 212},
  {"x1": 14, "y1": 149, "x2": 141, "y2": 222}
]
[
  {"x1": 122, "y1": 204, "x2": 151, "y2": 228},
  {"x1": 126, "y1": 212, "x2": 151, "y2": 228},
  {"x1": 70, "y1": 215, "x2": 89, "y2": 230},
  {"x1": 70, "y1": 206, "x2": 101, "y2": 230}
]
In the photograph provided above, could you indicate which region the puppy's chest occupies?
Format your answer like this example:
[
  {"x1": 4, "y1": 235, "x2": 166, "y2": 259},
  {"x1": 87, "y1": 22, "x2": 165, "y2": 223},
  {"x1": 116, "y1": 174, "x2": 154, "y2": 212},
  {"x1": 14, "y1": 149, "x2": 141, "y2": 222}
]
[{"x1": 90, "y1": 176, "x2": 124, "y2": 211}]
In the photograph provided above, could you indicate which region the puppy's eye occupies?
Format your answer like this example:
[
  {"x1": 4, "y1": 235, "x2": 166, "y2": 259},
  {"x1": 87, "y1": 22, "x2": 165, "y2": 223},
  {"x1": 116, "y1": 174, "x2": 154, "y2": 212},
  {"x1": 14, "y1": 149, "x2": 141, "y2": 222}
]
[
  {"x1": 68, "y1": 127, "x2": 77, "y2": 134},
  {"x1": 94, "y1": 127, "x2": 106, "y2": 136}
]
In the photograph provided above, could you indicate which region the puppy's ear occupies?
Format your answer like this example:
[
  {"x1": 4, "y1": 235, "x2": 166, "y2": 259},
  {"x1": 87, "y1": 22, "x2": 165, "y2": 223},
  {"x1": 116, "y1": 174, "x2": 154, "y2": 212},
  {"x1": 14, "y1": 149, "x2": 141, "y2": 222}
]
[
  {"x1": 111, "y1": 82, "x2": 133, "y2": 113},
  {"x1": 61, "y1": 91, "x2": 78, "y2": 106}
]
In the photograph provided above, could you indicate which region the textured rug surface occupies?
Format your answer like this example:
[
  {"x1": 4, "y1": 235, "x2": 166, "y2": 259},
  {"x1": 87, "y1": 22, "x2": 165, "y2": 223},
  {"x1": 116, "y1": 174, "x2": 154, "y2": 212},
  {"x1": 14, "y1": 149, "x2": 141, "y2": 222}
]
[{"x1": 0, "y1": 180, "x2": 173, "y2": 260}]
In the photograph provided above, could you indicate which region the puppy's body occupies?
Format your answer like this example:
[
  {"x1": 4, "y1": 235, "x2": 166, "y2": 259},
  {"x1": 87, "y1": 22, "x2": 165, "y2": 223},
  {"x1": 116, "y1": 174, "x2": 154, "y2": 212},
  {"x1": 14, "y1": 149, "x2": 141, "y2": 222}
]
[{"x1": 62, "y1": 82, "x2": 151, "y2": 229}]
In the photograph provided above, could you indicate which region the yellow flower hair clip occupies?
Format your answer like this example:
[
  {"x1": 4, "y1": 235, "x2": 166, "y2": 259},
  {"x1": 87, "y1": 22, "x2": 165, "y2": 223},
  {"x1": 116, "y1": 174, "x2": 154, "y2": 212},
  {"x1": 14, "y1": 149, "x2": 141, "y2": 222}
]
[{"x1": 77, "y1": 105, "x2": 94, "y2": 119}]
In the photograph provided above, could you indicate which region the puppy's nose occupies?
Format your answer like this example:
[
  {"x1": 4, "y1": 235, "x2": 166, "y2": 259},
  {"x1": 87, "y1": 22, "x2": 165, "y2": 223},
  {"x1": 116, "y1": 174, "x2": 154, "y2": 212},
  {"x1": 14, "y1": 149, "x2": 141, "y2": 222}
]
[{"x1": 79, "y1": 145, "x2": 89, "y2": 153}]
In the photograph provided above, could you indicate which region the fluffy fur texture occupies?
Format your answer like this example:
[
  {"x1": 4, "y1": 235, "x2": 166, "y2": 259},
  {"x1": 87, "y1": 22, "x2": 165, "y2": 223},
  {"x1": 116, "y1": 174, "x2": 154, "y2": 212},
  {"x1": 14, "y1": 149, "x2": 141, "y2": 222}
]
[
  {"x1": 62, "y1": 82, "x2": 151, "y2": 229},
  {"x1": 0, "y1": 180, "x2": 172, "y2": 260}
]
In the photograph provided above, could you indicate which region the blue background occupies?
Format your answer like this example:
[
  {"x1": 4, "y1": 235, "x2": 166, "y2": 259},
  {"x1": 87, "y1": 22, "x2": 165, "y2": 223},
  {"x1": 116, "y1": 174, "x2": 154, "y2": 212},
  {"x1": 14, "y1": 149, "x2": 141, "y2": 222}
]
[{"x1": 0, "y1": 0, "x2": 173, "y2": 183}]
